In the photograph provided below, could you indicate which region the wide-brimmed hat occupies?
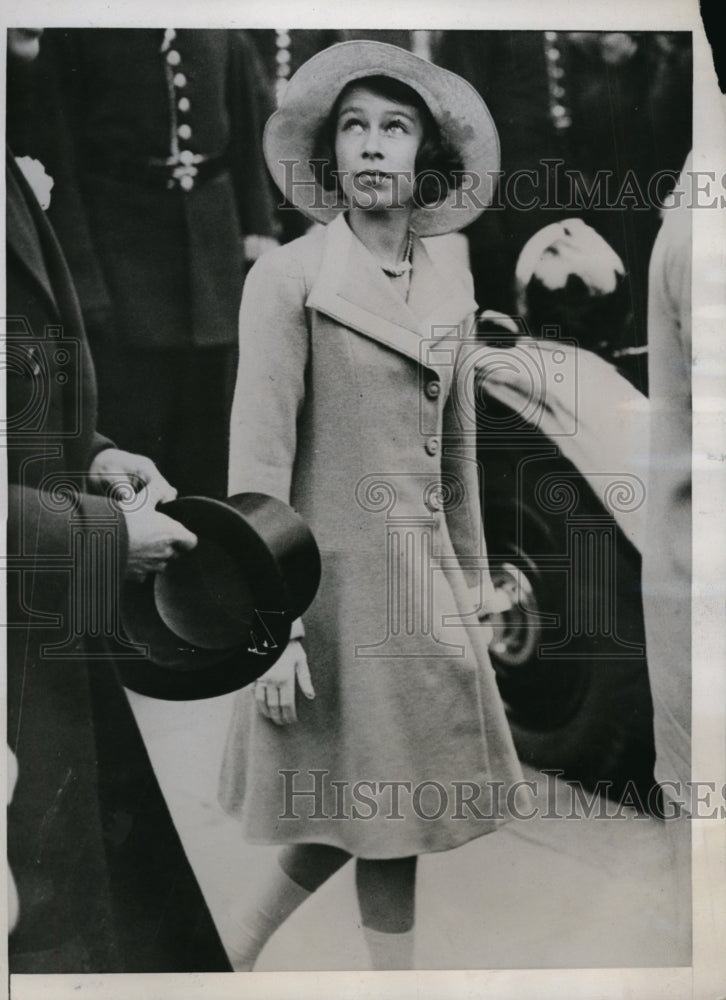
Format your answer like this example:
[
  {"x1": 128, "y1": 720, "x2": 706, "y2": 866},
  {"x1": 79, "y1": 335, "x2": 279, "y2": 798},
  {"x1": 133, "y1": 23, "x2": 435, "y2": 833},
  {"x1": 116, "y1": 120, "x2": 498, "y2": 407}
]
[
  {"x1": 264, "y1": 40, "x2": 500, "y2": 237},
  {"x1": 119, "y1": 493, "x2": 321, "y2": 701}
]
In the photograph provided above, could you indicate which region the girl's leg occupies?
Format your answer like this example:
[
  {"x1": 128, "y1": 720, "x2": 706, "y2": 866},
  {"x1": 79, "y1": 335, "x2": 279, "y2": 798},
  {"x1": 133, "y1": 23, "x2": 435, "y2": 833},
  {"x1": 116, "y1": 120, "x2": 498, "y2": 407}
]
[
  {"x1": 279, "y1": 842, "x2": 352, "y2": 890},
  {"x1": 223, "y1": 842, "x2": 351, "y2": 971},
  {"x1": 355, "y1": 855, "x2": 418, "y2": 970}
]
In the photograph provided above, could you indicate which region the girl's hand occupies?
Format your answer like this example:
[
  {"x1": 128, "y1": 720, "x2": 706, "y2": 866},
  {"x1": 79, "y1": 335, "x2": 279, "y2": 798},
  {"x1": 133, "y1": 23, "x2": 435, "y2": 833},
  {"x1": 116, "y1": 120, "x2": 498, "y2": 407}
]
[{"x1": 253, "y1": 640, "x2": 314, "y2": 726}]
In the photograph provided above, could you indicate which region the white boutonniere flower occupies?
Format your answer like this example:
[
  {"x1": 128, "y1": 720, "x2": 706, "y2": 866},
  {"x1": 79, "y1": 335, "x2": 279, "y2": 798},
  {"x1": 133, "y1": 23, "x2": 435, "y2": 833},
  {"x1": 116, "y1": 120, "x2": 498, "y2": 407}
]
[{"x1": 15, "y1": 156, "x2": 55, "y2": 210}]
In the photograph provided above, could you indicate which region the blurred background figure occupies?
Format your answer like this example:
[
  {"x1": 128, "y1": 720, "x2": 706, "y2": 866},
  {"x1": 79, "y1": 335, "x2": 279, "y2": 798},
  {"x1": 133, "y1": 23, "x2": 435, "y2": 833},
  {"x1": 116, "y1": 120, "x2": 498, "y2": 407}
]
[
  {"x1": 7, "y1": 28, "x2": 279, "y2": 498},
  {"x1": 513, "y1": 218, "x2": 642, "y2": 387},
  {"x1": 434, "y1": 29, "x2": 692, "y2": 395},
  {"x1": 475, "y1": 219, "x2": 650, "y2": 556}
]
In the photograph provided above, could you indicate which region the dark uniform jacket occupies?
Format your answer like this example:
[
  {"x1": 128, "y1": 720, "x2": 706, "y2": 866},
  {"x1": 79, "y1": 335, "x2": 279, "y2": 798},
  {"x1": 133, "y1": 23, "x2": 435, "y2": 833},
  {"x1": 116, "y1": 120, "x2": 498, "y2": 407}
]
[{"x1": 8, "y1": 28, "x2": 279, "y2": 350}]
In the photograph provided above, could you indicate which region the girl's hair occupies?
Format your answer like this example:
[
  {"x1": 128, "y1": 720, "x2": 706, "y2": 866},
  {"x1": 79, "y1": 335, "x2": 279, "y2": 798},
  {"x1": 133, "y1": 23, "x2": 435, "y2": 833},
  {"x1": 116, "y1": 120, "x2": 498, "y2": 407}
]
[{"x1": 310, "y1": 75, "x2": 464, "y2": 206}]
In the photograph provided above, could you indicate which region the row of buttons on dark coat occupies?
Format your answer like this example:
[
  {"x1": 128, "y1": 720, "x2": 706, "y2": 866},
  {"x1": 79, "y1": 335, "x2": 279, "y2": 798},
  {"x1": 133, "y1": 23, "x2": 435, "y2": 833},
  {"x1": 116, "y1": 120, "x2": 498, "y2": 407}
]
[{"x1": 165, "y1": 38, "x2": 197, "y2": 190}]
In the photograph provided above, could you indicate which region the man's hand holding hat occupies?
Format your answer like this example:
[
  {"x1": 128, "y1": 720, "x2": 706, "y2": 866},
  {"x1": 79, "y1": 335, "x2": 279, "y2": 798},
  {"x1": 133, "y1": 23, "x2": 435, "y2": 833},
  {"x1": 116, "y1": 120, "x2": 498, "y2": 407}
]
[
  {"x1": 124, "y1": 506, "x2": 198, "y2": 583},
  {"x1": 89, "y1": 447, "x2": 178, "y2": 505},
  {"x1": 89, "y1": 447, "x2": 198, "y2": 581}
]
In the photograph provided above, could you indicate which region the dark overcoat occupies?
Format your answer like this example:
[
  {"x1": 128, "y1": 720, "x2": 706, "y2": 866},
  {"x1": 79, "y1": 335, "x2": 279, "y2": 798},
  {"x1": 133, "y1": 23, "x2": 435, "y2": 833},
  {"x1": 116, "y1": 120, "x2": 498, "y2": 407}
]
[{"x1": 5, "y1": 149, "x2": 230, "y2": 973}]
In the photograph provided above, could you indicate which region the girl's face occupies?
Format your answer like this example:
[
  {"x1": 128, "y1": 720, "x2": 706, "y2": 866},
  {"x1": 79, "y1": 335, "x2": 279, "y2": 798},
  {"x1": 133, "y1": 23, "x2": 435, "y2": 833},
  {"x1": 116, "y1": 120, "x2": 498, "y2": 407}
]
[{"x1": 334, "y1": 86, "x2": 425, "y2": 212}]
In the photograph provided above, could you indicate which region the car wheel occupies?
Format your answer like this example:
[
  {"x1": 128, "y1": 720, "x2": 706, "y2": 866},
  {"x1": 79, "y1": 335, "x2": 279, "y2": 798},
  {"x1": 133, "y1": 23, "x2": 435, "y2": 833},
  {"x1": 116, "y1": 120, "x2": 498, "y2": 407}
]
[{"x1": 479, "y1": 437, "x2": 656, "y2": 805}]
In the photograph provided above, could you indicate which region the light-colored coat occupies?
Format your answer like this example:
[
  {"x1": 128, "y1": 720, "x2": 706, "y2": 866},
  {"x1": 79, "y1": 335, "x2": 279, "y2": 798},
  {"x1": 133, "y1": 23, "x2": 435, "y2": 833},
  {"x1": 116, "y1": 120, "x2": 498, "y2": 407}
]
[
  {"x1": 219, "y1": 213, "x2": 525, "y2": 857},
  {"x1": 641, "y1": 158, "x2": 691, "y2": 805}
]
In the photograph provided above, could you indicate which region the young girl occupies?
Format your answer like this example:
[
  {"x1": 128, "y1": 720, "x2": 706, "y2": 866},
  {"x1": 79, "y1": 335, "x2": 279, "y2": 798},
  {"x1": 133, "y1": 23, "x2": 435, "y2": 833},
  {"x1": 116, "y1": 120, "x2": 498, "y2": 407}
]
[{"x1": 218, "y1": 39, "x2": 525, "y2": 971}]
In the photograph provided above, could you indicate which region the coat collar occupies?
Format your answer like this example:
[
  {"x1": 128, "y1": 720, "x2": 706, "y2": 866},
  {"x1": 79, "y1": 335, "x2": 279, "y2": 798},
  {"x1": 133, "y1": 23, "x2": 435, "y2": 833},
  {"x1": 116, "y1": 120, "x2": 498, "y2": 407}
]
[{"x1": 306, "y1": 214, "x2": 478, "y2": 369}]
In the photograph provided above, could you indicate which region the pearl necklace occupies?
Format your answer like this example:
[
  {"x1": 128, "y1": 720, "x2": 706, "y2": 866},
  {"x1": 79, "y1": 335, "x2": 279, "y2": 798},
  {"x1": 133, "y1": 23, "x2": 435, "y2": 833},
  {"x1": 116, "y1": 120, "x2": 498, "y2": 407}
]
[{"x1": 380, "y1": 231, "x2": 414, "y2": 278}]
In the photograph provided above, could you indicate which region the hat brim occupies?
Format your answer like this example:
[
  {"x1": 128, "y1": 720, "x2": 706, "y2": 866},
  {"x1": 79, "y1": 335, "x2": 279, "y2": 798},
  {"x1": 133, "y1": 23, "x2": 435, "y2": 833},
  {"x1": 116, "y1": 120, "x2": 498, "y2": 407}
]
[
  {"x1": 119, "y1": 494, "x2": 321, "y2": 701},
  {"x1": 264, "y1": 40, "x2": 500, "y2": 237},
  {"x1": 118, "y1": 586, "x2": 264, "y2": 701}
]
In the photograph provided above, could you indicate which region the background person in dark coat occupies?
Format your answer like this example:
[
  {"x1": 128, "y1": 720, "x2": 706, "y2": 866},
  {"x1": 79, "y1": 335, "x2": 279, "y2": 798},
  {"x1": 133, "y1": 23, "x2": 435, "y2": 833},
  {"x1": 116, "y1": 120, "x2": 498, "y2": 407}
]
[
  {"x1": 5, "y1": 30, "x2": 232, "y2": 973},
  {"x1": 7, "y1": 27, "x2": 280, "y2": 498}
]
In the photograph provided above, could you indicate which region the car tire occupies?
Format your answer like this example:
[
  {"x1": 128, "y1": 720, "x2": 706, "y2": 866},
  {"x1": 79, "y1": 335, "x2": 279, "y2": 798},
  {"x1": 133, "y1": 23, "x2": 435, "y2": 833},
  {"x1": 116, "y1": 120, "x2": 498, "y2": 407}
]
[{"x1": 478, "y1": 414, "x2": 656, "y2": 804}]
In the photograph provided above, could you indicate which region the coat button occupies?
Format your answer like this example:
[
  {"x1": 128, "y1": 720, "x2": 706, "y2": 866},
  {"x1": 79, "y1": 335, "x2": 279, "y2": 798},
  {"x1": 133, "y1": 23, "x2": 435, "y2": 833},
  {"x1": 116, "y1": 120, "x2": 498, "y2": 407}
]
[
  {"x1": 177, "y1": 124, "x2": 192, "y2": 140},
  {"x1": 179, "y1": 174, "x2": 195, "y2": 192},
  {"x1": 166, "y1": 49, "x2": 181, "y2": 66},
  {"x1": 179, "y1": 149, "x2": 196, "y2": 165},
  {"x1": 173, "y1": 72, "x2": 187, "y2": 88},
  {"x1": 425, "y1": 379, "x2": 441, "y2": 400},
  {"x1": 178, "y1": 96, "x2": 191, "y2": 112},
  {"x1": 425, "y1": 436, "x2": 440, "y2": 456}
]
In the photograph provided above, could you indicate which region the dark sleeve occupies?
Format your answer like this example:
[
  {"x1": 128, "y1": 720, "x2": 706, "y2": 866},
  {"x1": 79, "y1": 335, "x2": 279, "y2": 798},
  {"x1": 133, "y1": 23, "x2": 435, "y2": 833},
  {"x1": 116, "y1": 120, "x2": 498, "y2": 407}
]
[
  {"x1": 226, "y1": 29, "x2": 281, "y2": 239},
  {"x1": 88, "y1": 433, "x2": 117, "y2": 463},
  {"x1": 7, "y1": 483, "x2": 130, "y2": 616}
]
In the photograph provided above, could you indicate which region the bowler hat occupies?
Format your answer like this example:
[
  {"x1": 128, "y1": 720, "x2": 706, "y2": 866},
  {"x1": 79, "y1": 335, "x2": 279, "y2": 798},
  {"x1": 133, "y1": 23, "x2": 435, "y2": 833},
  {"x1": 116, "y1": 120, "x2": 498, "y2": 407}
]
[
  {"x1": 119, "y1": 493, "x2": 321, "y2": 700},
  {"x1": 264, "y1": 40, "x2": 500, "y2": 236}
]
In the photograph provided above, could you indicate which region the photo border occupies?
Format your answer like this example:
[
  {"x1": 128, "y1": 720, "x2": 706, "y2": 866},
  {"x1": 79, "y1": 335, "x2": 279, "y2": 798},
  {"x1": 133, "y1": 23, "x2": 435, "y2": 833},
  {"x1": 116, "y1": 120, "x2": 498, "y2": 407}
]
[{"x1": 2, "y1": 1, "x2": 724, "y2": 998}]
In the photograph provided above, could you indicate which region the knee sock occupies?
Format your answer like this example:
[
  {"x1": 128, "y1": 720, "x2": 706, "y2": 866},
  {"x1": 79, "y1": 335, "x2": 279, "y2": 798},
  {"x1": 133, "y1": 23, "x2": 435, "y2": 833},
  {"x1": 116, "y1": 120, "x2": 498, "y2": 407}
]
[
  {"x1": 222, "y1": 842, "x2": 351, "y2": 971},
  {"x1": 356, "y1": 855, "x2": 418, "y2": 971},
  {"x1": 222, "y1": 865, "x2": 311, "y2": 971},
  {"x1": 361, "y1": 925, "x2": 415, "y2": 971}
]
